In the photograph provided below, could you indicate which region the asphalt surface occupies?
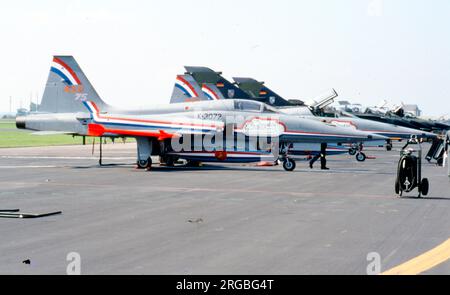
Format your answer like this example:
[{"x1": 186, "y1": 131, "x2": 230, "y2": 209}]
[{"x1": 0, "y1": 142, "x2": 449, "y2": 274}]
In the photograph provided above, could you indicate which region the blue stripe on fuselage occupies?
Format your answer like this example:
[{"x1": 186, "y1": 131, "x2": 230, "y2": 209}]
[
  {"x1": 377, "y1": 132, "x2": 409, "y2": 139},
  {"x1": 92, "y1": 120, "x2": 216, "y2": 134},
  {"x1": 83, "y1": 101, "x2": 216, "y2": 133},
  {"x1": 289, "y1": 150, "x2": 347, "y2": 156}
]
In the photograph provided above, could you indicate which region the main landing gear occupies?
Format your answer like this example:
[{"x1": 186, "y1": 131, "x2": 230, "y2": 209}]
[
  {"x1": 136, "y1": 137, "x2": 154, "y2": 171},
  {"x1": 136, "y1": 157, "x2": 152, "y2": 170}
]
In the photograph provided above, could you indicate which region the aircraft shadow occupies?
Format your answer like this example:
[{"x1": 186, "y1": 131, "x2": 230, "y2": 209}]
[
  {"x1": 69, "y1": 163, "x2": 287, "y2": 173},
  {"x1": 68, "y1": 163, "x2": 406, "y2": 175},
  {"x1": 399, "y1": 196, "x2": 450, "y2": 201}
]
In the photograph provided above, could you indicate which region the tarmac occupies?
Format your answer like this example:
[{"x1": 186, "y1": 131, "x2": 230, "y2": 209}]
[{"x1": 0, "y1": 142, "x2": 449, "y2": 274}]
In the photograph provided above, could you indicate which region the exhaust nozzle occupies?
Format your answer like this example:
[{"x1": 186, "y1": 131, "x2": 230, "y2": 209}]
[{"x1": 16, "y1": 117, "x2": 26, "y2": 129}]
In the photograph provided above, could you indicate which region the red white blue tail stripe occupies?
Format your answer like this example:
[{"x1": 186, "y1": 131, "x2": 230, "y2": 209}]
[
  {"x1": 51, "y1": 57, "x2": 81, "y2": 86},
  {"x1": 201, "y1": 84, "x2": 220, "y2": 100},
  {"x1": 175, "y1": 76, "x2": 198, "y2": 98}
]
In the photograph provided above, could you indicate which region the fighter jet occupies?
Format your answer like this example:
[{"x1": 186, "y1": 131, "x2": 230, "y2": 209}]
[
  {"x1": 354, "y1": 106, "x2": 450, "y2": 133},
  {"x1": 169, "y1": 67, "x2": 436, "y2": 160},
  {"x1": 171, "y1": 69, "x2": 352, "y2": 159},
  {"x1": 16, "y1": 56, "x2": 386, "y2": 171}
]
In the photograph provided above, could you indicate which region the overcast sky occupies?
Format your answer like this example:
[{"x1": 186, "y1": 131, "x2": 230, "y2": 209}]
[{"x1": 0, "y1": 0, "x2": 449, "y2": 116}]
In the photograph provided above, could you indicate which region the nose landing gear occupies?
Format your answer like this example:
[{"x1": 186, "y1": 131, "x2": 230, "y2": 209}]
[
  {"x1": 282, "y1": 158, "x2": 296, "y2": 171},
  {"x1": 349, "y1": 143, "x2": 366, "y2": 162},
  {"x1": 356, "y1": 152, "x2": 366, "y2": 162},
  {"x1": 279, "y1": 143, "x2": 296, "y2": 171}
]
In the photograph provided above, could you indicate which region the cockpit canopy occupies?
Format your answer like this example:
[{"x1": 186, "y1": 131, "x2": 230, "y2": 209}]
[{"x1": 233, "y1": 99, "x2": 278, "y2": 113}]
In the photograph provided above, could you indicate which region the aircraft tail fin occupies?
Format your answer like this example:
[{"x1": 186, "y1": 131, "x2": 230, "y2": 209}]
[
  {"x1": 232, "y1": 77, "x2": 296, "y2": 106},
  {"x1": 169, "y1": 69, "x2": 234, "y2": 103},
  {"x1": 39, "y1": 56, "x2": 109, "y2": 113},
  {"x1": 201, "y1": 83, "x2": 225, "y2": 100},
  {"x1": 184, "y1": 66, "x2": 250, "y2": 100},
  {"x1": 170, "y1": 74, "x2": 205, "y2": 103}
]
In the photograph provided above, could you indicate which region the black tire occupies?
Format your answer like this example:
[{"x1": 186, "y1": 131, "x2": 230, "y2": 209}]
[
  {"x1": 160, "y1": 155, "x2": 175, "y2": 167},
  {"x1": 137, "y1": 157, "x2": 152, "y2": 170},
  {"x1": 420, "y1": 178, "x2": 429, "y2": 196},
  {"x1": 349, "y1": 148, "x2": 357, "y2": 156},
  {"x1": 165, "y1": 157, "x2": 175, "y2": 167},
  {"x1": 356, "y1": 152, "x2": 366, "y2": 162},
  {"x1": 137, "y1": 159, "x2": 149, "y2": 169},
  {"x1": 186, "y1": 160, "x2": 202, "y2": 167},
  {"x1": 145, "y1": 157, "x2": 153, "y2": 171},
  {"x1": 386, "y1": 144, "x2": 392, "y2": 151},
  {"x1": 395, "y1": 179, "x2": 400, "y2": 195},
  {"x1": 283, "y1": 159, "x2": 296, "y2": 171}
]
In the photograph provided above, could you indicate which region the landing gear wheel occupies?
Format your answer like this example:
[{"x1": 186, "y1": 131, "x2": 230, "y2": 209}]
[
  {"x1": 386, "y1": 144, "x2": 392, "y2": 151},
  {"x1": 160, "y1": 156, "x2": 175, "y2": 167},
  {"x1": 349, "y1": 148, "x2": 357, "y2": 156},
  {"x1": 186, "y1": 160, "x2": 202, "y2": 167},
  {"x1": 356, "y1": 152, "x2": 366, "y2": 162},
  {"x1": 165, "y1": 158, "x2": 175, "y2": 167},
  {"x1": 137, "y1": 159, "x2": 148, "y2": 169},
  {"x1": 145, "y1": 157, "x2": 153, "y2": 171},
  {"x1": 395, "y1": 179, "x2": 400, "y2": 195},
  {"x1": 282, "y1": 158, "x2": 296, "y2": 171},
  {"x1": 137, "y1": 157, "x2": 152, "y2": 170},
  {"x1": 419, "y1": 178, "x2": 429, "y2": 196}
]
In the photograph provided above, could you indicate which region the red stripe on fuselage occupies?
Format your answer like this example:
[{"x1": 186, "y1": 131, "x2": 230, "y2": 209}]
[
  {"x1": 88, "y1": 102, "x2": 221, "y2": 129},
  {"x1": 88, "y1": 123, "x2": 177, "y2": 140}
]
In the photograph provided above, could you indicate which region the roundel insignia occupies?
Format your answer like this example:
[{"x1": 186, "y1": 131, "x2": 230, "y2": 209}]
[{"x1": 214, "y1": 151, "x2": 227, "y2": 161}]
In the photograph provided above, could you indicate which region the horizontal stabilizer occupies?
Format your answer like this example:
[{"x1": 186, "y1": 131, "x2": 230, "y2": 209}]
[{"x1": 31, "y1": 131, "x2": 75, "y2": 136}]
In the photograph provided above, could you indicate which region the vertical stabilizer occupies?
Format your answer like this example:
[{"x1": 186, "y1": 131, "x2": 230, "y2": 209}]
[{"x1": 39, "y1": 56, "x2": 108, "y2": 113}]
